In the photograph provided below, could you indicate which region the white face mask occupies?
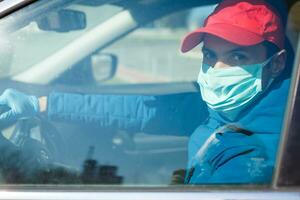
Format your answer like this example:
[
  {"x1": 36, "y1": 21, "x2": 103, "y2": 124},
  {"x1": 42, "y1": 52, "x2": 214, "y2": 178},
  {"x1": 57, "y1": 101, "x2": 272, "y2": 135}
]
[{"x1": 197, "y1": 55, "x2": 276, "y2": 121}]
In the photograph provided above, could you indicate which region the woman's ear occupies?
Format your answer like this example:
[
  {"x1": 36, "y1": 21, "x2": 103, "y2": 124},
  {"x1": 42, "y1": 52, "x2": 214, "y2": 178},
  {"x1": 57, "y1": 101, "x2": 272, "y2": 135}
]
[{"x1": 270, "y1": 49, "x2": 287, "y2": 78}]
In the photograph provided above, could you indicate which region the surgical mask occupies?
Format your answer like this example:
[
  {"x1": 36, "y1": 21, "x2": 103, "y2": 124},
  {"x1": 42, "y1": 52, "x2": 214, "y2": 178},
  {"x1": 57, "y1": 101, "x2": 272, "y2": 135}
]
[{"x1": 197, "y1": 56, "x2": 274, "y2": 121}]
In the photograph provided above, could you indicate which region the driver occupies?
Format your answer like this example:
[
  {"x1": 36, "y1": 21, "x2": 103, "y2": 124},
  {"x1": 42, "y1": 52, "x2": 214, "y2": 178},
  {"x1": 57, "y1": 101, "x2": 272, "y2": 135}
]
[{"x1": 0, "y1": 0, "x2": 291, "y2": 184}]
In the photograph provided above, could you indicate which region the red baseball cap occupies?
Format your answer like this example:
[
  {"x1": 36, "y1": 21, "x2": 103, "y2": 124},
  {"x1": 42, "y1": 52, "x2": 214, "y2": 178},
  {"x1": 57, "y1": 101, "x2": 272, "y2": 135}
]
[{"x1": 181, "y1": 0, "x2": 284, "y2": 53}]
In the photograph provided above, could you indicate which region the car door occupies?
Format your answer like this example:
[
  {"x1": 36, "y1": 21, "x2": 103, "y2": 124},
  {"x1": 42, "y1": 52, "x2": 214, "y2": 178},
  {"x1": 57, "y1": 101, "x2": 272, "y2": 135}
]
[{"x1": 0, "y1": 0, "x2": 299, "y2": 199}]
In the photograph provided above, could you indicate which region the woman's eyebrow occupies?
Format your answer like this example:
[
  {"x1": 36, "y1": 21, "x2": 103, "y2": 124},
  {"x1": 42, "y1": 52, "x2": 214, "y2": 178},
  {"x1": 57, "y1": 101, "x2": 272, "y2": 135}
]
[
  {"x1": 202, "y1": 46, "x2": 249, "y2": 53},
  {"x1": 228, "y1": 47, "x2": 250, "y2": 54},
  {"x1": 202, "y1": 46, "x2": 251, "y2": 56}
]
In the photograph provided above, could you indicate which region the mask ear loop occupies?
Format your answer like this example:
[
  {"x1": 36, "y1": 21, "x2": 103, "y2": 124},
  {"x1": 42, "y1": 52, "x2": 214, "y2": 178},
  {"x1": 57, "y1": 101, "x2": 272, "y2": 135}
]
[{"x1": 263, "y1": 49, "x2": 286, "y2": 90}]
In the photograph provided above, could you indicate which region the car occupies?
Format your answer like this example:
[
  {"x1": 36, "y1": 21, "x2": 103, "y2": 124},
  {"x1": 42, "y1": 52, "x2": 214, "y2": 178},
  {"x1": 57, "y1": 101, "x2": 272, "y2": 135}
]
[{"x1": 0, "y1": 0, "x2": 299, "y2": 199}]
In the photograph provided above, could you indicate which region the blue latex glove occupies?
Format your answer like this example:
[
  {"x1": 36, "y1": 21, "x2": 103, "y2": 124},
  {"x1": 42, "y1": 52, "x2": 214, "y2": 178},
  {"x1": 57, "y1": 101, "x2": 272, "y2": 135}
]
[{"x1": 0, "y1": 89, "x2": 39, "y2": 122}]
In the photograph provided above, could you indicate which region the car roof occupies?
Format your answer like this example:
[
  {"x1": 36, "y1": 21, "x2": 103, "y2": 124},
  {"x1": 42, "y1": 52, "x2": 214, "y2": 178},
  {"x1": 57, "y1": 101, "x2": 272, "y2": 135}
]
[{"x1": 0, "y1": 0, "x2": 296, "y2": 19}]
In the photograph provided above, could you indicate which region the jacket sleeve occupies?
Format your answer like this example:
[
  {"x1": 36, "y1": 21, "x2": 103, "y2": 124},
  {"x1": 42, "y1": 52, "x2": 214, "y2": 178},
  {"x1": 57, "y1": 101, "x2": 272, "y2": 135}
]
[{"x1": 47, "y1": 92, "x2": 208, "y2": 136}]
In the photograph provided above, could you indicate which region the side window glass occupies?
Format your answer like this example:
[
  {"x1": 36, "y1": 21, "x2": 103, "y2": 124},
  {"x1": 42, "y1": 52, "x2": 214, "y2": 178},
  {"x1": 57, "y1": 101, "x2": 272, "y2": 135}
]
[
  {"x1": 0, "y1": 0, "x2": 297, "y2": 188},
  {"x1": 0, "y1": 3, "x2": 216, "y2": 186},
  {"x1": 103, "y1": 6, "x2": 216, "y2": 84}
]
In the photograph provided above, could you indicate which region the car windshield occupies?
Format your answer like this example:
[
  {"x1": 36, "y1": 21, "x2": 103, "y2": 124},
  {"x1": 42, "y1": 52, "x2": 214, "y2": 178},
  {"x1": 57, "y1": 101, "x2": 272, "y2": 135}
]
[
  {"x1": 0, "y1": 0, "x2": 123, "y2": 79},
  {"x1": 0, "y1": 0, "x2": 297, "y2": 188}
]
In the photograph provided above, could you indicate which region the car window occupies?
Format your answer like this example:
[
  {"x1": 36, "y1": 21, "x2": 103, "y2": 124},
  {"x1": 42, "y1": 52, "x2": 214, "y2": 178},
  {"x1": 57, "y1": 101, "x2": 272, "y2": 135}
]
[{"x1": 0, "y1": 0, "x2": 298, "y2": 188}]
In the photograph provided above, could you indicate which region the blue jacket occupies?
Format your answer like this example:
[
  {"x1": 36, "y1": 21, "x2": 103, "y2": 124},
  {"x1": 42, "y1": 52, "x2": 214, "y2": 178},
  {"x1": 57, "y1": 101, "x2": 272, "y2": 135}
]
[
  {"x1": 186, "y1": 79, "x2": 290, "y2": 184},
  {"x1": 47, "y1": 79, "x2": 290, "y2": 184}
]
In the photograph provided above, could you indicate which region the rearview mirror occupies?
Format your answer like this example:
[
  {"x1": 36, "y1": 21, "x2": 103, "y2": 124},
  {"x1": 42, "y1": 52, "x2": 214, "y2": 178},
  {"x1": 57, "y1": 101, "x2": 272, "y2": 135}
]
[
  {"x1": 91, "y1": 53, "x2": 118, "y2": 82},
  {"x1": 37, "y1": 9, "x2": 86, "y2": 32}
]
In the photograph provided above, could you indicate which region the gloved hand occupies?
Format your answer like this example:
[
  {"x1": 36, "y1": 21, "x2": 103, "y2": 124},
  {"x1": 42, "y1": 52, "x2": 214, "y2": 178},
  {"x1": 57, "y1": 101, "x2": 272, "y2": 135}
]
[{"x1": 0, "y1": 89, "x2": 39, "y2": 122}]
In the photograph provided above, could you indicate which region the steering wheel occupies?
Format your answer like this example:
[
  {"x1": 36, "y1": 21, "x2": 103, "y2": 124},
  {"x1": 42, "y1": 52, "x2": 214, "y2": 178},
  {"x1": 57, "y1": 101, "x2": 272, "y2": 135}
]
[
  {"x1": 10, "y1": 116, "x2": 67, "y2": 165},
  {"x1": 0, "y1": 109, "x2": 68, "y2": 183},
  {"x1": 2, "y1": 115, "x2": 67, "y2": 172},
  {"x1": 0, "y1": 101, "x2": 66, "y2": 163},
  {"x1": 0, "y1": 106, "x2": 126, "y2": 184}
]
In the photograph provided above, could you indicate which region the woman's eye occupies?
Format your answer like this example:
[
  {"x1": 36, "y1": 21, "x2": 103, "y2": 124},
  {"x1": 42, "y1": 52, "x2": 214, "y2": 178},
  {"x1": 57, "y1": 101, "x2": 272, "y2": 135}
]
[{"x1": 231, "y1": 54, "x2": 247, "y2": 62}]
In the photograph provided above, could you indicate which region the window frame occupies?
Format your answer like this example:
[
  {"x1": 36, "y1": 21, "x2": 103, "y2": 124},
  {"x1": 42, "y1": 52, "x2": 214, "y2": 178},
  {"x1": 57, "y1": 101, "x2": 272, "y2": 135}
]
[
  {"x1": 0, "y1": 0, "x2": 36, "y2": 18},
  {"x1": 273, "y1": 30, "x2": 300, "y2": 188}
]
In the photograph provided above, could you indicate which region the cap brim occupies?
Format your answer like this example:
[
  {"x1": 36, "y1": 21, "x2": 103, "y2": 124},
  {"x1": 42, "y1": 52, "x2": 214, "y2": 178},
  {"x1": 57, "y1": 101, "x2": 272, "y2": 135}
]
[{"x1": 181, "y1": 23, "x2": 265, "y2": 53}]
